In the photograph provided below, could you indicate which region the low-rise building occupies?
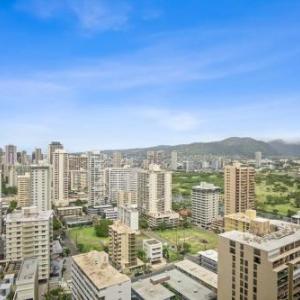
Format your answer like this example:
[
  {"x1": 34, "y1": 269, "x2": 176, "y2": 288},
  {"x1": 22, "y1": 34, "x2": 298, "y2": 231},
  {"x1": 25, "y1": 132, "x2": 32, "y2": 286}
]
[
  {"x1": 56, "y1": 206, "x2": 82, "y2": 217},
  {"x1": 0, "y1": 274, "x2": 14, "y2": 300},
  {"x1": 146, "y1": 211, "x2": 179, "y2": 229},
  {"x1": 14, "y1": 257, "x2": 38, "y2": 300},
  {"x1": 71, "y1": 251, "x2": 131, "y2": 300},
  {"x1": 198, "y1": 249, "x2": 218, "y2": 273},
  {"x1": 143, "y1": 239, "x2": 163, "y2": 263},
  {"x1": 103, "y1": 207, "x2": 118, "y2": 220}
]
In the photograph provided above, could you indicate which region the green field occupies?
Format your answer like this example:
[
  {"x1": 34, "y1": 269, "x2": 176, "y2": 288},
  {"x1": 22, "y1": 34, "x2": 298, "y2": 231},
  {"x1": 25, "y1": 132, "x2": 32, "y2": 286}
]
[
  {"x1": 156, "y1": 227, "x2": 218, "y2": 254},
  {"x1": 68, "y1": 226, "x2": 109, "y2": 252},
  {"x1": 172, "y1": 171, "x2": 223, "y2": 197},
  {"x1": 255, "y1": 172, "x2": 300, "y2": 216}
]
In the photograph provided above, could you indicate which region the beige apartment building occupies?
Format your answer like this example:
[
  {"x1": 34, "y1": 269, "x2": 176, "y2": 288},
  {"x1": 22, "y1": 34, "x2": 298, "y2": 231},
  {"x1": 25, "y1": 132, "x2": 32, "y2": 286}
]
[
  {"x1": 6, "y1": 207, "x2": 53, "y2": 280},
  {"x1": 224, "y1": 162, "x2": 255, "y2": 215},
  {"x1": 109, "y1": 220, "x2": 137, "y2": 271},
  {"x1": 138, "y1": 164, "x2": 179, "y2": 228},
  {"x1": 17, "y1": 173, "x2": 31, "y2": 207},
  {"x1": 218, "y1": 220, "x2": 300, "y2": 300},
  {"x1": 72, "y1": 251, "x2": 131, "y2": 300},
  {"x1": 30, "y1": 164, "x2": 51, "y2": 211},
  {"x1": 52, "y1": 149, "x2": 69, "y2": 207},
  {"x1": 224, "y1": 209, "x2": 260, "y2": 232}
]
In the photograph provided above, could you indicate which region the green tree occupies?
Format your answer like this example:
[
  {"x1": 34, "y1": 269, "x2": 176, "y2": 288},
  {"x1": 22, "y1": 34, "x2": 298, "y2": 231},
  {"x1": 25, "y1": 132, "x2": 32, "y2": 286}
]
[
  {"x1": 7, "y1": 200, "x2": 17, "y2": 213},
  {"x1": 137, "y1": 249, "x2": 147, "y2": 262},
  {"x1": 94, "y1": 219, "x2": 113, "y2": 237},
  {"x1": 139, "y1": 217, "x2": 149, "y2": 229}
]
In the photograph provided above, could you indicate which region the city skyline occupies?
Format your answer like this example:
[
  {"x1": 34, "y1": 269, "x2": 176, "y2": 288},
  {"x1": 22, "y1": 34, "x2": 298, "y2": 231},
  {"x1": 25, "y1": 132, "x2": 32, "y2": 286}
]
[{"x1": 1, "y1": 0, "x2": 300, "y2": 150}]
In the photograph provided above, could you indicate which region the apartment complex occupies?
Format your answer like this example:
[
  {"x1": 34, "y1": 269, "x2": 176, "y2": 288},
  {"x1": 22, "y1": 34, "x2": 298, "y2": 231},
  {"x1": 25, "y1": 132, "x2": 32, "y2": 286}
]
[
  {"x1": 112, "y1": 151, "x2": 122, "y2": 168},
  {"x1": 138, "y1": 164, "x2": 179, "y2": 228},
  {"x1": 72, "y1": 251, "x2": 131, "y2": 300},
  {"x1": 87, "y1": 151, "x2": 106, "y2": 207},
  {"x1": 218, "y1": 221, "x2": 300, "y2": 300},
  {"x1": 69, "y1": 169, "x2": 87, "y2": 192},
  {"x1": 6, "y1": 207, "x2": 53, "y2": 280},
  {"x1": 52, "y1": 149, "x2": 69, "y2": 207},
  {"x1": 118, "y1": 205, "x2": 139, "y2": 231},
  {"x1": 109, "y1": 220, "x2": 137, "y2": 271},
  {"x1": 192, "y1": 182, "x2": 221, "y2": 229},
  {"x1": 105, "y1": 167, "x2": 137, "y2": 205},
  {"x1": 4, "y1": 144, "x2": 17, "y2": 166},
  {"x1": 224, "y1": 162, "x2": 255, "y2": 215},
  {"x1": 30, "y1": 165, "x2": 51, "y2": 211},
  {"x1": 17, "y1": 173, "x2": 31, "y2": 207},
  {"x1": 47, "y1": 141, "x2": 63, "y2": 165}
]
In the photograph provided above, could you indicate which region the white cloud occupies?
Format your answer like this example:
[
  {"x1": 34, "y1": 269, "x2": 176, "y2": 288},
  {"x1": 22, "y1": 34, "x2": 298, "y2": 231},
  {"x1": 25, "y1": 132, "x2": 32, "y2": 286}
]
[
  {"x1": 138, "y1": 108, "x2": 200, "y2": 131},
  {"x1": 16, "y1": 0, "x2": 131, "y2": 32}
]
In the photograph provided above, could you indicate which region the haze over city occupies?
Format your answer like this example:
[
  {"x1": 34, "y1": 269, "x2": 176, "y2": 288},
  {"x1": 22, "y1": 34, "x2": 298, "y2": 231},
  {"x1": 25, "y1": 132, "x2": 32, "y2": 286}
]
[{"x1": 1, "y1": 0, "x2": 300, "y2": 151}]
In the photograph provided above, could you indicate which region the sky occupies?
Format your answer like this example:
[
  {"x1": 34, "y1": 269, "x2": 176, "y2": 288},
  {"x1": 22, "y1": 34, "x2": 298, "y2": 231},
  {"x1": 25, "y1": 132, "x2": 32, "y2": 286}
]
[{"x1": 0, "y1": 0, "x2": 300, "y2": 152}]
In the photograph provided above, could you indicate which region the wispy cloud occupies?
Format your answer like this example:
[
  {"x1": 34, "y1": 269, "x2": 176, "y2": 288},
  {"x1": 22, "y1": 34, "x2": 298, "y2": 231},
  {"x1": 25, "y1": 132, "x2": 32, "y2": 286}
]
[
  {"x1": 137, "y1": 108, "x2": 200, "y2": 131},
  {"x1": 15, "y1": 0, "x2": 131, "y2": 32}
]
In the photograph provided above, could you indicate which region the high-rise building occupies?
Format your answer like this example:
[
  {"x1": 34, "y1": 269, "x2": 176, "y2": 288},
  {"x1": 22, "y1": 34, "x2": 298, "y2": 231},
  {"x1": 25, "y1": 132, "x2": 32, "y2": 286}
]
[
  {"x1": 17, "y1": 173, "x2": 31, "y2": 207},
  {"x1": 106, "y1": 167, "x2": 137, "y2": 205},
  {"x1": 112, "y1": 151, "x2": 122, "y2": 168},
  {"x1": 31, "y1": 165, "x2": 51, "y2": 211},
  {"x1": 72, "y1": 251, "x2": 131, "y2": 300},
  {"x1": 87, "y1": 151, "x2": 106, "y2": 207},
  {"x1": 138, "y1": 164, "x2": 179, "y2": 228},
  {"x1": 69, "y1": 169, "x2": 87, "y2": 192},
  {"x1": 218, "y1": 220, "x2": 300, "y2": 300},
  {"x1": 52, "y1": 149, "x2": 69, "y2": 207},
  {"x1": 118, "y1": 205, "x2": 139, "y2": 231},
  {"x1": 34, "y1": 148, "x2": 43, "y2": 164},
  {"x1": 47, "y1": 141, "x2": 63, "y2": 165},
  {"x1": 170, "y1": 150, "x2": 178, "y2": 171},
  {"x1": 7, "y1": 165, "x2": 17, "y2": 187},
  {"x1": 224, "y1": 162, "x2": 255, "y2": 215},
  {"x1": 6, "y1": 207, "x2": 53, "y2": 280},
  {"x1": 192, "y1": 182, "x2": 221, "y2": 229},
  {"x1": 5, "y1": 144, "x2": 17, "y2": 166},
  {"x1": 255, "y1": 151, "x2": 262, "y2": 168},
  {"x1": 109, "y1": 220, "x2": 137, "y2": 271}
]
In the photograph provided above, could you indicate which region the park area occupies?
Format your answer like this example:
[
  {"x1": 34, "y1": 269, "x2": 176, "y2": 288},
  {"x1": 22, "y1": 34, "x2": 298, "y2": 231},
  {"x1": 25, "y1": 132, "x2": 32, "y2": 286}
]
[
  {"x1": 68, "y1": 226, "x2": 109, "y2": 253},
  {"x1": 172, "y1": 171, "x2": 223, "y2": 197},
  {"x1": 156, "y1": 227, "x2": 218, "y2": 254},
  {"x1": 255, "y1": 172, "x2": 300, "y2": 216}
]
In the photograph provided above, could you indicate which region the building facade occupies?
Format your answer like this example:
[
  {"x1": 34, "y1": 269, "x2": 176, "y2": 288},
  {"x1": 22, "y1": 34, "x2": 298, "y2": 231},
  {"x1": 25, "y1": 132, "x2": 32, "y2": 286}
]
[
  {"x1": 192, "y1": 182, "x2": 221, "y2": 229},
  {"x1": 6, "y1": 207, "x2": 53, "y2": 280},
  {"x1": 224, "y1": 162, "x2": 255, "y2": 215},
  {"x1": 17, "y1": 173, "x2": 31, "y2": 207}
]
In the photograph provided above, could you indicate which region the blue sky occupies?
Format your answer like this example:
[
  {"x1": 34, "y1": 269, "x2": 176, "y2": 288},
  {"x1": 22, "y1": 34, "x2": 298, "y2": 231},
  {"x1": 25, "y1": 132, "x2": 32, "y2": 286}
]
[{"x1": 0, "y1": 0, "x2": 300, "y2": 151}]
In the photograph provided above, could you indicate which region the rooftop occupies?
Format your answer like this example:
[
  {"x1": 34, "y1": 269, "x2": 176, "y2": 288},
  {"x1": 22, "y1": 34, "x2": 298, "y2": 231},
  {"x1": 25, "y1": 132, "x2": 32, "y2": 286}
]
[
  {"x1": 198, "y1": 249, "x2": 218, "y2": 262},
  {"x1": 72, "y1": 251, "x2": 130, "y2": 289},
  {"x1": 132, "y1": 277, "x2": 174, "y2": 300},
  {"x1": 110, "y1": 220, "x2": 135, "y2": 234},
  {"x1": 220, "y1": 225, "x2": 300, "y2": 252},
  {"x1": 144, "y1": 239, "x2": 162, "y2": 246},
  {"x1": 175, "y1": 259, "x2": 218, "y2": 290},
  {"x1": 165, "y1": 269, "x2": 216, "y2": 300},
  {"x1": 192, "y1": 182, "x2": 221, "y2": 191},
  {"x1": 6, "y1": 207, "x2": 53, "y2": 222},
  {"x1": 17, "y1": 258, "x2": 38, "y2": 283}
]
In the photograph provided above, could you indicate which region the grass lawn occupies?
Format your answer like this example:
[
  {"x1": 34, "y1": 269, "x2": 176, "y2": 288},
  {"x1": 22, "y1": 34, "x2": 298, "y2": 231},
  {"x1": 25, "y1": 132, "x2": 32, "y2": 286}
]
[
  {"x1": 68, "y1": 226, "x2": 109, "y2": 253},
  {"x1": 156, "y1": 227, "x2": 218, "y2": 254}
]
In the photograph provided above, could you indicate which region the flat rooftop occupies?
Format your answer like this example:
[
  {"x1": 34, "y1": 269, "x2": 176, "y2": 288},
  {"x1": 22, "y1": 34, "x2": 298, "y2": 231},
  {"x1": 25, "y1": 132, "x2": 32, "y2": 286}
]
[
  {"x1": 7, "y1": 207, "x2": 52, "y2": 222},
  {"x1": 17, "y1": 258, "x2": 38, "y2": 282},
  {"x1": 110, "y1": 220, "x2": 135, "y2": 234},
  {"x1": 132, "y1": 277, "x2": 174, "y2": 300},
  {"x1": 56, "y1": 206, "x2": 82, "y2": 211},
  {"x1": 72, "y1": 251, "x2": 130, "y2": 289},
  {"x1": 198, "y1": 249, "x2": 218, "y2": 262},
  {"x1": 144, "y1": 239, "x2": 161, "y2": 246},
  {"x1": 166, "y1": 269, "x2": 216, "y2": 300},
  {"x1": 175, "y1": 259, "x2": 218, "y2": 290},
  {"x1": 192, "y1": 182, "x2": 221, "y2": 191},
  {"x1": 220, "y1": 226, "x2": 300, "y2": 252}
]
